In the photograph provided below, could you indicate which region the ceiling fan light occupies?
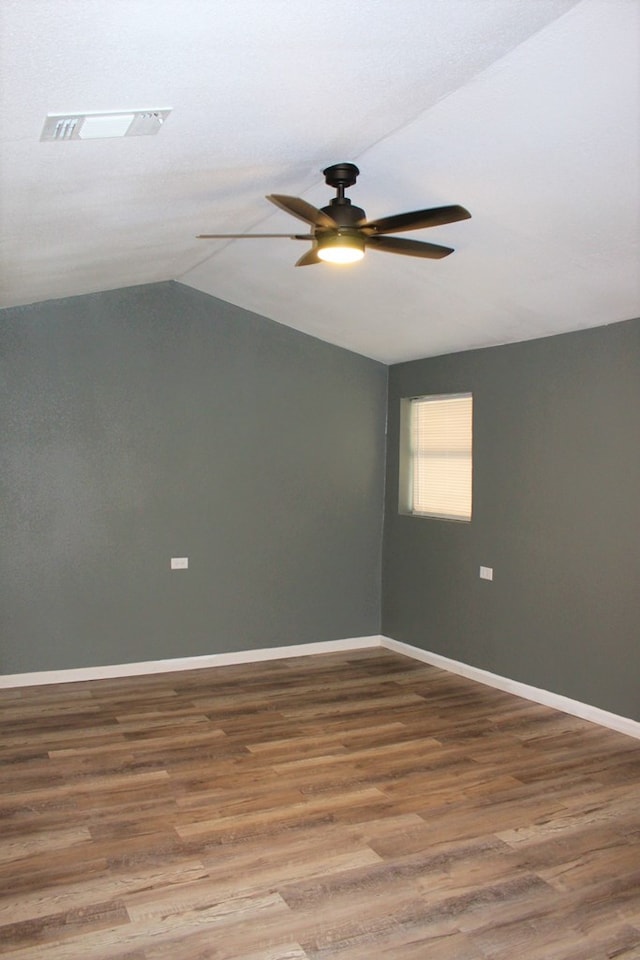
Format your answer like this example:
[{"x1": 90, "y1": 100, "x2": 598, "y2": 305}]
[{"x1": 316, "y1": 233, "x2": 365, "y2": 264}]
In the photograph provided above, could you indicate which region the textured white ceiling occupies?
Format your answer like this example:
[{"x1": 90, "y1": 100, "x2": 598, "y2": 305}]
[{"x1": 1, "y1": 0, "x2": 638, "y2": 362}]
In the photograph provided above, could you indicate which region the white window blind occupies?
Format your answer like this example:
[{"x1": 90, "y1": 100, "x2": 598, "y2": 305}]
[{"x1": 409, "y1": 393, "x2": 473, "y2": 521}]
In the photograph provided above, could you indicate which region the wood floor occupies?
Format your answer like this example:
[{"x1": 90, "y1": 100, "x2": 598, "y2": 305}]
[{"x1": 1, "y1": 649, "x2": 639, "y2": 960}]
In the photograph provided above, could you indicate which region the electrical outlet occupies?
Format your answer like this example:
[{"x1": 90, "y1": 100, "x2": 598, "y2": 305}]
[
  {"x1": 171, "y1": 557, "x2": 188, "y2": 570},
  {"x1": 479, "y1": 566, "x2": 493, "y2": 581}
]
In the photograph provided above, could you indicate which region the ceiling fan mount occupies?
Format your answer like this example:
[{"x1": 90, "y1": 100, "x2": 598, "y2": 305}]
[
  {"x1": 197, "y1": 163, "x2": 470, "y2": 266},
  {"x1": 323, "y1": 162, "x2": 359, "y2": 190}
]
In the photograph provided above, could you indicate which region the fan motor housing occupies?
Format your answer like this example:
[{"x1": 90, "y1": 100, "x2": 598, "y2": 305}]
[{"x1": 320, "y1": 201, "x2": 366, "y2": 227}]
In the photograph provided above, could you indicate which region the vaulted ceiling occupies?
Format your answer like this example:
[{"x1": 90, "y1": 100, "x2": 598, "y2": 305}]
[{"x1": 1, "y1": 0, "x2": 638, "y2": 362}]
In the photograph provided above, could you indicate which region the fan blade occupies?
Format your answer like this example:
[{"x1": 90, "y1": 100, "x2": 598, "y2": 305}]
[
  {"x1": 197, "y1": 233, "x2": 313, "y2": 239},
  {"x1": 365, "y1": 204, "x2": 471, "y2": 235},
  {"x1": 267, "y1": 194, "x2": 337, "y2": 229},
  {"x1": 295, "y1": 247, "x2": 321, "y2": 267},
  {"x1": 366, "y1": 235, "x2": 454, "y2": 259}
]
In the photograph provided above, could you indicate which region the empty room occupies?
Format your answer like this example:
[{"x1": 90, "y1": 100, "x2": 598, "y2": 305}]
[{"x1": 1, "y1": 2, "x2": 639, "y2": 958}]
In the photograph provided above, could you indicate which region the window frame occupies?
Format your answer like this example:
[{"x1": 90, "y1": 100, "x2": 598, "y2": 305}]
[{"x1": 398, "y1": 391, "x2": 473, "y2": 522}]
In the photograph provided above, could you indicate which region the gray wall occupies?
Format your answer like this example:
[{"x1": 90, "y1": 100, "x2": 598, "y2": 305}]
[
  {"x1": 3, "y1": 279, "x2": 638, "y2": 723},
  {"x1": 383, "y1": 317, "x2": 640, "y2": 721},
  {"x1": 1, "y1": 282, "x2": 387, "y2": 673}
]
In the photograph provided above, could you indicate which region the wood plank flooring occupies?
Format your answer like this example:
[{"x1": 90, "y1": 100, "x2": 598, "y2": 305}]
[{"x1": 1, "y1": 648, "x2": 639, "y2": 959}]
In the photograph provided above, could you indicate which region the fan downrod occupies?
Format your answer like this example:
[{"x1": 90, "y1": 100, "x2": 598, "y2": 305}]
[{"x1": 323, "y1": 163, "x2": 359, "y2": 196}]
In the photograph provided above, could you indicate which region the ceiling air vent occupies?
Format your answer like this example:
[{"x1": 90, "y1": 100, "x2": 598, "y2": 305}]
[{"x1": 41, "y1": 109, "x2": 172, "y2": 141}]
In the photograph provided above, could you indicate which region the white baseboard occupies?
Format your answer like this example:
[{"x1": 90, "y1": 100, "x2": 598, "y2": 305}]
[
  {"x1": 3, "y1": 634, "x2": 638, "y2": 741},
  {"x1": 380, "y1": 636, "x2": 640, "y2": 741},
  {"x1": 0, "y1": 636, "x2": 380, "y2": 688}
]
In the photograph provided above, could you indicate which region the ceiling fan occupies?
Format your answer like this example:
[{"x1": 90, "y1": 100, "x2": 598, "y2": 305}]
[{"x1": 197, "y1": 163, "x2": 471, "y2": 266}]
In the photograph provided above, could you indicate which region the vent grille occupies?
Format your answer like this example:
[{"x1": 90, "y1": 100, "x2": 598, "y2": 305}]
[{"x1": 41, "y1": 109, "x2": 171, "y2": 141}]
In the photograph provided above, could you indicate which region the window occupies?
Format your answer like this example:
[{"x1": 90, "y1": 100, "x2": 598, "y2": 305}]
[{"x1": 399, "y1": 393, "x2": 473, "y2": 521}]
